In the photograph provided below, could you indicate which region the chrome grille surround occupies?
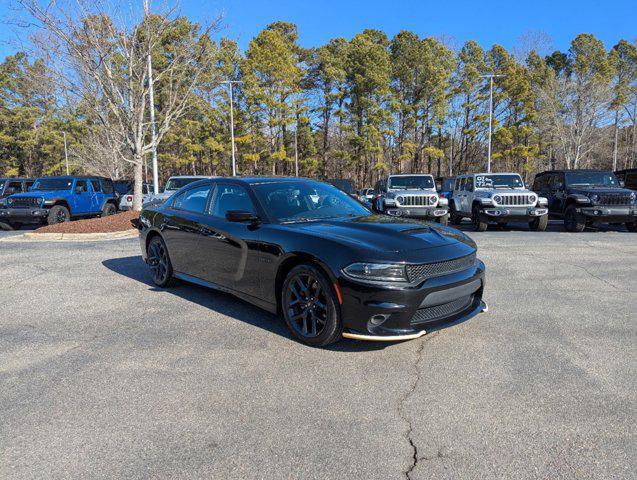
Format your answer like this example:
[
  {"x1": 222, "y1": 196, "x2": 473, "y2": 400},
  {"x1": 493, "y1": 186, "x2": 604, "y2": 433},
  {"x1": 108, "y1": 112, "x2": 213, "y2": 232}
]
[
  {"x1": 405, "y1": 253, "x2": 476, "y2": 284},
  {"x1": 396, "y1": 194, "x2": 438, "y2": 207},
  {"x1": 492, "y1": 193, "x2": 536, "y2": 207}
]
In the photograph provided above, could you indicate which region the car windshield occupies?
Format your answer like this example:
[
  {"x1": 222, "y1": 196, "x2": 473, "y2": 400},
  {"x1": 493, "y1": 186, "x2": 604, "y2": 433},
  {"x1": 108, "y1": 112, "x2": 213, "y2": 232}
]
[
  {"x1": 388, "y1": 176, "x2": 434, "y2": 190},
  {"x1": 474, "y1": 174, "x2": 523, "y2": 189},
  {"x1": 165, "y1": 178, "x2": 201, "y2": 191},
  {"x1": 252, "y1": 180, "x2": 370, "y2": 223},
  {"x1": 565, "y1": 171, "x2": 618, "y2": 187},
  {"x1": 32, "y1": 178, "x2": 74, "y2": 191}
]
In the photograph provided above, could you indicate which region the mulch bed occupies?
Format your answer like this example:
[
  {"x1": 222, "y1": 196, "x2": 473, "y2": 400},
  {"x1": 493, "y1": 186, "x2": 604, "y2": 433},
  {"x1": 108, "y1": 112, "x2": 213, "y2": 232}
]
[{"x1": 35, "y1": 211, "x2": 139, "y2": 234}]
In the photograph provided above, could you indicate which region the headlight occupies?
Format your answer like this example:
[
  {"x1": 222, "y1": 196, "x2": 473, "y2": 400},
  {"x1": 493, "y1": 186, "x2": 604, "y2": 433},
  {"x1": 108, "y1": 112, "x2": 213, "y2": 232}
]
[
  {"x1": 342, "y1": 262, "x2": 408, "y2": 283},
  {"x1": 396, "y1": 196, "x2": 404, "y2": 204},
  {"x1": 589, "y1": 193, "x2": 599, "y2": 204},
  {"x1": 438, "y1": 197, "x2": 448, "y2": 206},
  {"x1": 493, "y1": 195, "x2": 502, "y2": 204},
  {"x1": 630, "y1": 192, "x2": 637, "y2": 204}
]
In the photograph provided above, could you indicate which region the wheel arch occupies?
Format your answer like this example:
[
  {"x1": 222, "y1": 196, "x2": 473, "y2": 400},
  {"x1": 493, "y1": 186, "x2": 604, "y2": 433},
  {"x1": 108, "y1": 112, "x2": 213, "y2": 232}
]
[{"x1": 274, "y1": 252, "x2": 338, "y2": 315}]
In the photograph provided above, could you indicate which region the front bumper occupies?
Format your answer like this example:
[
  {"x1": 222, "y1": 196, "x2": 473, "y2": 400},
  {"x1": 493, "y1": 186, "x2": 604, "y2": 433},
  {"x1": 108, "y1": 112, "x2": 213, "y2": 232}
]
[
  {"x1": 385, "y1": 205, "x2": 448, "y2": 218},
  {"x1": 0, "y1": 207, "x2": 49, "y2": 223},
  {"x1": 576, "y1": 206, "x2": 637, "y2": 223},
  {"x1": 480, "y1": 206, "x2": 547, "y2": 221},
  {"x1": 338, "y1": 259, "x2": 486, "y2": 339}
]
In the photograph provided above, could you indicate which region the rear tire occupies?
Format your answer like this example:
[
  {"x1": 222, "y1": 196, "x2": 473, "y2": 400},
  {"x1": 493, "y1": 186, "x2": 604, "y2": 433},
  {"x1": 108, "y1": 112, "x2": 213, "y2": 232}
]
[
  {"x1": 626, "y1": 222, "x2": 637, "y2": 232},
  {"x1": 101, "y1": 202, "x2": 117, "y2": 217},
  {"x1": 529, "y1": 215, "x2": 548, "y2": 231},
  {"x1": 47, "y1": 205, "x2": 70, "y2": 225},
  {"x1": 281, "y1": 264, "x2": 342, "y2": 346},
  {"x1": 8, "y1": 221, "x2": 22, "y2": 230},
  {"x1": 564, "y1": 205, "x2": 585, "y2": 232},
  {"x1": 436, "y1": 214, "x2": 449, "y2": 226},
  {"x1": 471, "y1": 206, "x2": 488, "y2": 232},
  {"x1": 147, "y1": 236, "x2": 175, "y2": 287}
]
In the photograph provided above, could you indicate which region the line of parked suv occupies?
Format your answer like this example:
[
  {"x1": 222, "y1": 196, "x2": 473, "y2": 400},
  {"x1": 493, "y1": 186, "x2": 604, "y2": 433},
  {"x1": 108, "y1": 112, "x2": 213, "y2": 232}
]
[
  {"x1": 0, "y1": 174, "x2": 215, "y2": 229},
  {"x1": 357, "y1": 168, "x2": 637, "y2": 233}
]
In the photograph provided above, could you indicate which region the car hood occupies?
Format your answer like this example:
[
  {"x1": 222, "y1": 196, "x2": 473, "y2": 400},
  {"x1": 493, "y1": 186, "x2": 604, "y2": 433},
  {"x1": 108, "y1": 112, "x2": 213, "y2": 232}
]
[
  {"x1": 9, "y1": 190, "x2": 70, "y2": 199},
  {"x1": 475, "y1": 188, "x2": 533, "y2": 196},
  {"x1": 387, "y1": 188, "x2": 437, "y2": 195},
  {"x1": 287, "y1": 215, "x2": 476, "y2": 253},
  {"x1": 568, "y1": 187, "x2": 636, "y2": 196}
]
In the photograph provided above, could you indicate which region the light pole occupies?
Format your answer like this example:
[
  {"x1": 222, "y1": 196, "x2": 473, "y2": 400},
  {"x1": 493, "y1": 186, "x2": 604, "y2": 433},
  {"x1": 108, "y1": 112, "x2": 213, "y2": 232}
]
[
  {"x1": 63, "y1": 131, "x2": 69, "y2": 175},
  {"x1": 480, "y1": 74, "x2": 505, "y2": 173},
  {"x1": 221, "y1": 80, "x2": 243, "y2": 176}
]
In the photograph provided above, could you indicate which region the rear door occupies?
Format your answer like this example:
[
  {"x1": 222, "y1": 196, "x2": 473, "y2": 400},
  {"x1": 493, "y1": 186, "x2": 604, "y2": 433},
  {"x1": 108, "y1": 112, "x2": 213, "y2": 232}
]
[{"x1": 89, "y1": 179, "x2": 103, "y2": 213}]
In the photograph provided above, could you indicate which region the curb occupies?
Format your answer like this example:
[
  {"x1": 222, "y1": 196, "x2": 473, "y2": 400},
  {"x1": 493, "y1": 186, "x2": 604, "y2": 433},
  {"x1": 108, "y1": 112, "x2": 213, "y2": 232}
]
[{"x1": 1, "y1": 229, "x2": 138, "y2": 242}]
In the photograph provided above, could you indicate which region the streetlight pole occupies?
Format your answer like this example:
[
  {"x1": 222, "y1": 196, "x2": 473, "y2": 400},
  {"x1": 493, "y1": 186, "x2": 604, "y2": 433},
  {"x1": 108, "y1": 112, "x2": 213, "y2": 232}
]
[
  {"x1": 220, "y1": 80, "x2": 243, "y2": 176},
  {"x1": 63, "y1": 131, "x2": 69, "y2": 175},
  {"x1": 480, "y1": 74, "x2": 505, "y2": 173}
]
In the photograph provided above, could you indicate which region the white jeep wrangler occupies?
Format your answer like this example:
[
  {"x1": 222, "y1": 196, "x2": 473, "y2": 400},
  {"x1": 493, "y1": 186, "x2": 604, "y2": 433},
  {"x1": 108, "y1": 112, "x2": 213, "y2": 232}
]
[
  {"x1": 376, "y1": 174, "x2": 449, "y2": 225},
  {"x1": 450, "y1": 172, "x2": 549, "y2": 231}
]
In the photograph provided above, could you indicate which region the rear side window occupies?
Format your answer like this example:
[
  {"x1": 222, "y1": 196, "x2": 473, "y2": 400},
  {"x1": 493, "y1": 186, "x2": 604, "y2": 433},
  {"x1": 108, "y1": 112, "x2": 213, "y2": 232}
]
[
  {"x1": 173, "y1": 184, "x2": 212, "y2": 213},
  {"x1": 90, "y1": 179, "x2": 102, "y2": 192},
  {"x1": 466, "y1": 177, "x2": 474, "y2": 191},
  {"x1": 210, "y1": 184, "x2": 255, "y2": 217},
  {"x1": 625, "y1": 173, "x2": 637, "y2": 190},
  {"x1": 101, "y1": 179, "x2": 114, "y2": 194}
]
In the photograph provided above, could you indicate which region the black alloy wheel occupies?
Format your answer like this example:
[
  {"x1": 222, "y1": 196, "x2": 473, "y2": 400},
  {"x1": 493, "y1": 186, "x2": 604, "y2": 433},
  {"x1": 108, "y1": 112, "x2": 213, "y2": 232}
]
[
  {"x1": 147, "y1": 236, "x2": 174, "y2": 287},
  {"x1": 47, "y1": 205, "x2": 70, "y2": 225},
  {"x1": 471, "y1": 206, "x2": 488, "y2": 232},
  {"x1": 564, "y1": 205, "x2": 585, "y2": 232},
  {"x1": 529, "y1": 215, "x2": 548, "y2": 231},
  {"x1": 101, "y1": 203, "x2": 117, "y2": 217},
  {"x1": 282, "y1": 265, "x2": 342, "y2": 346}
]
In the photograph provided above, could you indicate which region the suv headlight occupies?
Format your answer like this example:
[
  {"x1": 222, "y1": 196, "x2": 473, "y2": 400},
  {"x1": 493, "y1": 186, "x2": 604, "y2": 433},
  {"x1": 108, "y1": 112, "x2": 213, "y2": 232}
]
[
  {"x1": 396, "y1": 196, "x2": 404, "y2": 204},
  {"x1": 342, "y1": 262, "x2": 408, "y2": 283},
  {"x1": 630, "y1": 192, "x2": 637, "y2": 204}
]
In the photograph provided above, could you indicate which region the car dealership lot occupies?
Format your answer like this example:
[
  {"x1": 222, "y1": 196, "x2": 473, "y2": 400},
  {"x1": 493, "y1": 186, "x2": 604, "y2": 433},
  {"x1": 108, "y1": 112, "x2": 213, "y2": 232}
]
[{"x1": 0, "y1": 226, "x2": 635, "y2": 479}]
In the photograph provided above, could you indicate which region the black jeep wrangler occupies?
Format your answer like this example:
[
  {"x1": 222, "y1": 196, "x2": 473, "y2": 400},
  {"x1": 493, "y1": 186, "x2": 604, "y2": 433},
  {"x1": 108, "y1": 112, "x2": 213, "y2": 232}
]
[{"x1": 533, "y1": 169, "x2": 637, "y2": 232}]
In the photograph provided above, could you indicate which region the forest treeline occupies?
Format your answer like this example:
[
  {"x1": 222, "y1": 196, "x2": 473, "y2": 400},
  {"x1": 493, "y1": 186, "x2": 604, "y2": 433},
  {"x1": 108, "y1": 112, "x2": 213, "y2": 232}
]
[{"x1": 1, "y1": 3, "x2": 636, "y2": 192}]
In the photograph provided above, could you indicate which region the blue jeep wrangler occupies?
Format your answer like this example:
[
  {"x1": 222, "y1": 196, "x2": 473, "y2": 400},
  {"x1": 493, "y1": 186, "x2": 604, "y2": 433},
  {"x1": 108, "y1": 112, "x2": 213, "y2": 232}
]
[{"x1": 0, "y1": 176, "x2": 118, "y2": 228}]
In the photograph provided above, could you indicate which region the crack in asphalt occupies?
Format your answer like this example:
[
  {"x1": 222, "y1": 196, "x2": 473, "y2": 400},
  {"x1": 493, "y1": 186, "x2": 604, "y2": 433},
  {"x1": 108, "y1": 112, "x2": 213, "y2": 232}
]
[{"x1": 398, "y1": 332, "x2": 439, "y2": 480}]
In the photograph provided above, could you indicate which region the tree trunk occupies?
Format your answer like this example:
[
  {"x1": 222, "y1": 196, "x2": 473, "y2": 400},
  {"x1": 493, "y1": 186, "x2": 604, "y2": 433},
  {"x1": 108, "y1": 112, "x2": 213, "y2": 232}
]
[
  {"x1": 133, "y1": 159, "x2": 144, "y2": 211},
  {"x1": 612, "y1": 110, "x2": 619, "y2": 171}
]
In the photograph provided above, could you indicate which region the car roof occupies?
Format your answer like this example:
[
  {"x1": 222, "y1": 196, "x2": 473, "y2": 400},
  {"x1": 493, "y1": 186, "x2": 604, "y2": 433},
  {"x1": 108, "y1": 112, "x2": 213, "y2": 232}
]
[
  {"x1": 35, "y1": 175, "x2": 111, "y2": 180},
  {"x1": 167, "y1": 175, "x2": 214, "y2": 179},
  {"x1": 536, "y1": 169, "x2": 612, "y2": 175},
  {"x1": 388, "y1": 173, "x2": 433, "y2": 177},
  {"x1": 1, "y1": 177, "x2": 33, "y2": 181},
  {"x1": 615, "y1": 168, "x2": 637, "y2": 174}
]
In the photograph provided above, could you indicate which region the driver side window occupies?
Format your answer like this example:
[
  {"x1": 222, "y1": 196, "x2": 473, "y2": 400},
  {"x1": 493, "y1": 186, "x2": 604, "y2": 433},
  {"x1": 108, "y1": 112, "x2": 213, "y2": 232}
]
[{"x1": 210, "y1": 184, "x2": 255, "y2": 218}]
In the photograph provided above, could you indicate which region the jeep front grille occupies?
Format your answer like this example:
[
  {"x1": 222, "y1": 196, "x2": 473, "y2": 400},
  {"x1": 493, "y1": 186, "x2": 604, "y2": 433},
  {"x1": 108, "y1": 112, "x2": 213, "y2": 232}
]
[
  {"x1": 595, "y1": 193, "x2": 632, "y2": 206},
  {"x1": 9, "y1": 197, "x2": 40, "y2": 208},
  {"x1": 494, "y1": 194, "x2": 535, "y2": 207},
  {"x1": 410, "y1": 295, "x2": 474, "y2": 326},
  {"x1": 405, "y1": 253, "x2": 476, "y2": 283},
  {"x1": 398, "y1": 195, "x2": 437, "y2": 206}
]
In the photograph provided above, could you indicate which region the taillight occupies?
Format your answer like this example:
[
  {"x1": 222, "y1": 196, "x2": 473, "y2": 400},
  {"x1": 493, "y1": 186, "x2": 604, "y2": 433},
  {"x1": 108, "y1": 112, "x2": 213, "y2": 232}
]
[
  {"x1": 126, "y1": 195, "x2": 132, "y2": 202},
  {"x1": 439, "y1": 192, "x2": 447, "y2": 198}
]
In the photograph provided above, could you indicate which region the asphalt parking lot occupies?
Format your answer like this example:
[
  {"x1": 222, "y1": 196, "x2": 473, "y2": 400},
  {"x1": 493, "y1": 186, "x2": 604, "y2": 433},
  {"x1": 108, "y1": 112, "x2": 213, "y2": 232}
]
[{"x1": 1, "y1": 223, "x2": 635, "y2": 479}]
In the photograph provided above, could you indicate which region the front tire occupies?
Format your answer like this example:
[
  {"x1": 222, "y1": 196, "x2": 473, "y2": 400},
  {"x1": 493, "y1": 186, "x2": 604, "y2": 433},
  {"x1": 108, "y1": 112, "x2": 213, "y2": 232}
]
[
  {"x1": 47, "y1": 205, "x2": 70, "y2": 225},
  {"x1": 101, "y1": 202, "x2": 117, "y2": 217},
  {"x1": 471, "y1": 206, "x2": 488, "y2": 232},
  {"x1": 147, "y1": 236, "x2": 175, "y2": 287},
  {"x1": 564, "y1": 205, "x2": 585, "y2": 232},
  {"x1": 529, "y1": 215, "x2": 548, "y2": 231},
  {"x1": 281, "y1": 264, "x2": 342, "y2": 346}
]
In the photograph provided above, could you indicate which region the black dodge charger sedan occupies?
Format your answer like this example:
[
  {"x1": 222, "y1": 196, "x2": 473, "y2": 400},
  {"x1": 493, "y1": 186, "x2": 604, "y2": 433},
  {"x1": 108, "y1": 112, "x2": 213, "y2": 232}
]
[{"x1": 137, "y1": 177, "x2": 487, "y2": 346}]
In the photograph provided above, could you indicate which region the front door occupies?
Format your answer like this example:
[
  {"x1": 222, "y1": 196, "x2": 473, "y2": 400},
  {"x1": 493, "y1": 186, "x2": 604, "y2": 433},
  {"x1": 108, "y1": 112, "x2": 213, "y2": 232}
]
[
  {"x1": 198, "y1": 183, "x2": 262, "y2": 298},
  {"x1": 72, "y1": 179, "x2": 91, "y2": 214}
]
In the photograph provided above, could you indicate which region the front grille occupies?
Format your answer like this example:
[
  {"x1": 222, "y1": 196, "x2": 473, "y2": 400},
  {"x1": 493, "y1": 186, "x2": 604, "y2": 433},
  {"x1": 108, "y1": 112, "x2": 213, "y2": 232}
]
[
  {"x1": 596, "y1": 193, "x2": 632, "y2": 206},
  {"x1": 411, "y1": 295, "x2": 474, "y2": 326},
  {"x1": 405, "y1": 253, "x2": 476, "y2": 284},
  {"x1": 495, "y1": 194, "x2": 535, "y2": 206},
  {"x1": 9, "y1": 197, "x2": 40, "y2": 208},
  {"x1": 398, "y1": 195, "x2": 437, "y2": 206}
]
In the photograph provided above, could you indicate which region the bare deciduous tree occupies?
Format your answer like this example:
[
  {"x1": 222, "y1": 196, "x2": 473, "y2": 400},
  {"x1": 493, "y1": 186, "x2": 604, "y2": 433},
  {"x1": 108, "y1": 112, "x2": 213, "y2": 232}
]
[{"x1": 18, "y1": 0, "x2": 221, "y2": 209}]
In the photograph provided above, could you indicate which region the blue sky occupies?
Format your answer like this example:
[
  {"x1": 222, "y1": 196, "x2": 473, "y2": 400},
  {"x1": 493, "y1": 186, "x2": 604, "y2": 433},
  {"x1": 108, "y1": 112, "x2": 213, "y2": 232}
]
[{"x1": 1, "y1": 0, "x2": 635, "y2": 59}]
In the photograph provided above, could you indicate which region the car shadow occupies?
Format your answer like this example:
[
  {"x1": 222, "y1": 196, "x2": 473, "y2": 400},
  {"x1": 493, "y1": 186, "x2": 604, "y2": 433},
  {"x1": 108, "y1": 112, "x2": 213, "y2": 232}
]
[{"x1": 101, "y1": 255, "x2": 391, "y2": 352}]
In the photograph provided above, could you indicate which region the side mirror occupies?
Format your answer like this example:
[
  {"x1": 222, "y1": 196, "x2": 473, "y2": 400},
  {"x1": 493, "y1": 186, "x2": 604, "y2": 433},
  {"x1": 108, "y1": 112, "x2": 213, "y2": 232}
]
[
  {"x1": 226, "y1": 210, "x2": 259, "y2": 223},
  {"x1": 619, "y1": 181, "x2": 626, "y2": 188}
]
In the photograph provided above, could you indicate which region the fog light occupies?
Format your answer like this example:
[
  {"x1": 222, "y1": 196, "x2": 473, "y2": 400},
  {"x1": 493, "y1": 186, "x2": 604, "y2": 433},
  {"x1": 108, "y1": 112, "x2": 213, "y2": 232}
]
[{"x1": 370, "y1": 314, "x2": 390, "y2": 326}]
